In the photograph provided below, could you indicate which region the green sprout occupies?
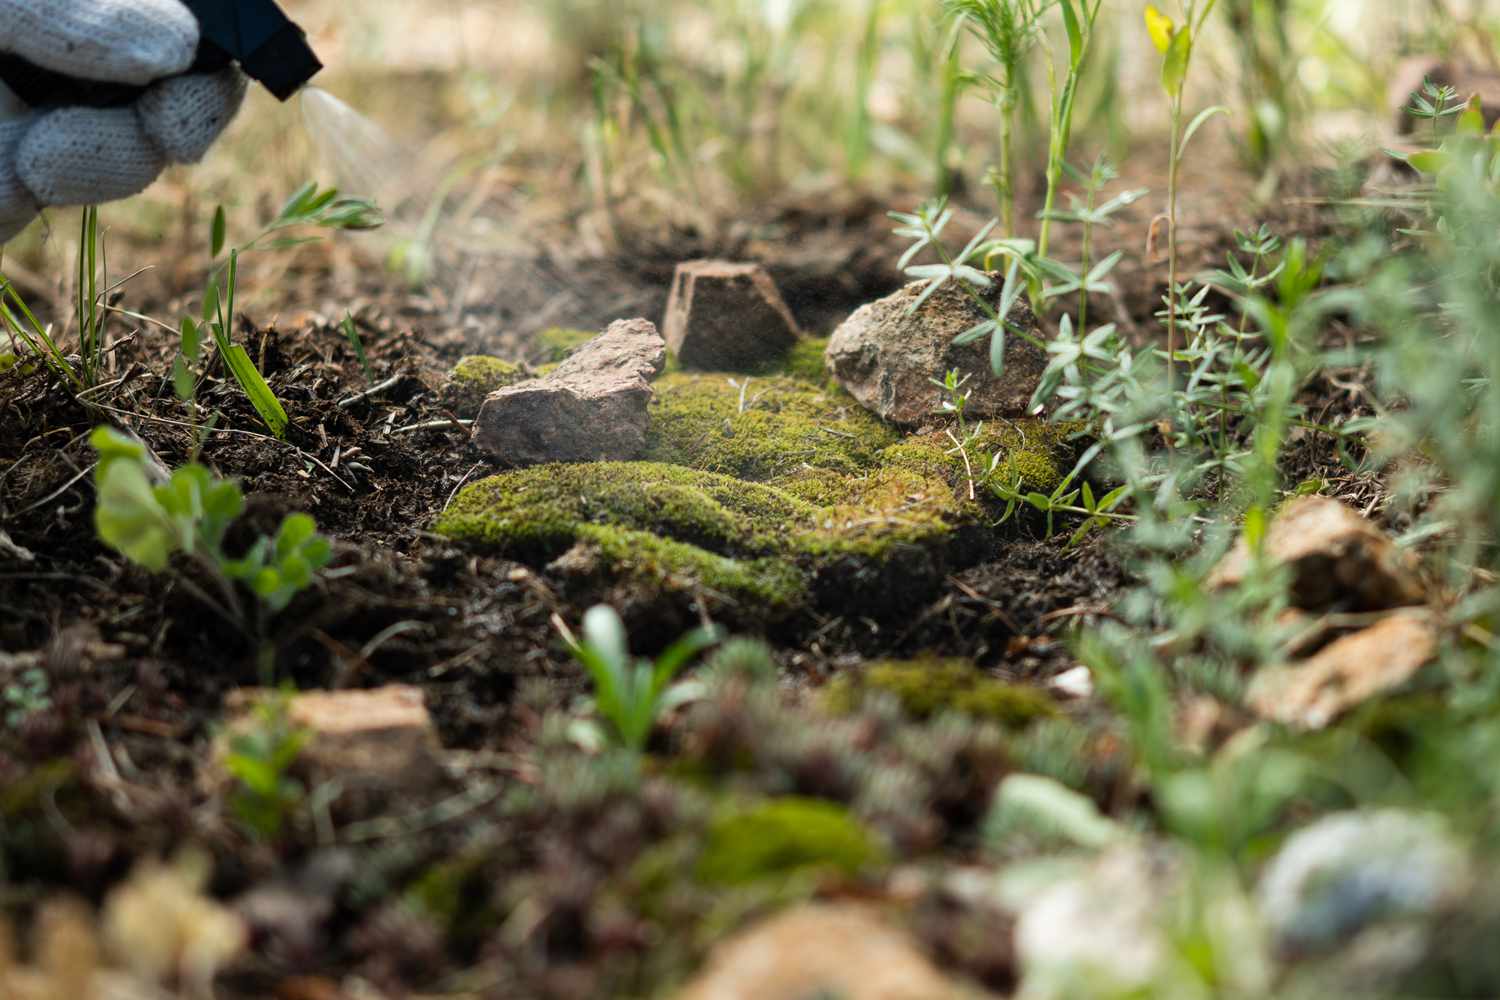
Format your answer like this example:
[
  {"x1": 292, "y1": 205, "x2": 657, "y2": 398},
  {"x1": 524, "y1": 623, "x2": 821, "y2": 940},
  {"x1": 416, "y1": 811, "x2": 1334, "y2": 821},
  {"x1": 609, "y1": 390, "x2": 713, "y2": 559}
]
[
  {"x1": 557, "y1": 605, "x2": 721, "y2": 752},
  {"x1": 90, "y1": 426, "x2": 333, "y2": 678}
]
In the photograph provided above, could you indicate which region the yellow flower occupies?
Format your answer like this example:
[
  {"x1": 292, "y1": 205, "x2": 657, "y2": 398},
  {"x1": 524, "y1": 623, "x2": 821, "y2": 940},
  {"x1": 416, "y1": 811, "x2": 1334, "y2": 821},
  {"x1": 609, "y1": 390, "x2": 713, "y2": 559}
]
[{"x1": 1145, "y1": 4, "x2": 1176, "y2": 54}]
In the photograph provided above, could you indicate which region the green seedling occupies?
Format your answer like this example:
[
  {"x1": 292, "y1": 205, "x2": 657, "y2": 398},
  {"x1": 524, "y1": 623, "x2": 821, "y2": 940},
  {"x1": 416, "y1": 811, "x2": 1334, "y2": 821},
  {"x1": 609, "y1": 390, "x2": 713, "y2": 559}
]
[
  {"x1": 931, "y1": 367, "x2": 987, "y2": 498},
  {"x1": 180, "y1": 184, "x2": 381, "y2": 439},
  {"x1": 1039, "y1": 156, "x2": 1146, "y2": 330},
  {"x1": 223, "y1": 694, "x2": 308, "y2": 841},
  {"x1": 1034, "y1": 0, "x2": 1104, "y2": 267},
  {"x1": 1407, "y1": 78, "x2": 1466, "y2": 145},
  {"x1": 558, "y1": 605, "x2": 721, "y2": 752},
  {"x1": 341, "y1": 311, "x2": 373, "y2": 382},
  {"x1": 90, "y1": 426, "x2": 332, "y2": 677},
  {"x1": 1145, "y1": 2, "x2": 1228, "y2": 403},
  {"x1": 944, "y1": 0, "x2": 1052, "y2": 236},
  {"x1": 0, "y1": 205, "x2": 113, "y2": 392}
]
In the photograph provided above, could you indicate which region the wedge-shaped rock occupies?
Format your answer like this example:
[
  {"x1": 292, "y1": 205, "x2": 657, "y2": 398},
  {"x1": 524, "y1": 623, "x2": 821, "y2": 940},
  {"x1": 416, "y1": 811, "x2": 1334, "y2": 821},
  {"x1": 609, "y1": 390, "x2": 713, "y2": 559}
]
[
  {"x1": 472, "y1": 318, "x2": 667, "y2": 464},
  {"x1": 826, "y1": 278, "x2": 1045, "y2": 426},
  {"x1": 663, "y1": 260, "x2": 801, "y2": 371},
  {"x1": 220, "y1": 685, "x2": 442, "y2": 789},
  {"x1": 1248, "y1": 610, "x2": 1441, "y2": 730},
  {"x1": 1208, "y1": 497, "x2": 1426, "y2": 612}
]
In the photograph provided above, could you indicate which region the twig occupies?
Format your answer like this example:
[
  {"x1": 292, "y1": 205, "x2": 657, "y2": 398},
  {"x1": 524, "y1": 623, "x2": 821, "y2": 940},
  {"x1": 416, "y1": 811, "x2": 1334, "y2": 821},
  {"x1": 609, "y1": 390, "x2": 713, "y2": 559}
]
[
  {"x1": 5, "y1": 463, "x2": 93, "y2": 520},
  {"x1": 392, "y1": 418, "x2": 473, "y2": 435},
  {"x1": 337, "y1": 373, "x2": 405, "y2": 410},
  {"x1": 443, "y1": 462, "x2": 484, "y2": 511}
]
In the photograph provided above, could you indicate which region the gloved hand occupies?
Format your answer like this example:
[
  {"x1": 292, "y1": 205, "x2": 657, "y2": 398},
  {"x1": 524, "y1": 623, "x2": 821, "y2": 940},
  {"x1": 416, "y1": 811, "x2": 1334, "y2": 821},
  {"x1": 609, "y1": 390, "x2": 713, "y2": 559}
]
[{"x1": 0, "y1": 0, "x2": 247, "y2": 242}]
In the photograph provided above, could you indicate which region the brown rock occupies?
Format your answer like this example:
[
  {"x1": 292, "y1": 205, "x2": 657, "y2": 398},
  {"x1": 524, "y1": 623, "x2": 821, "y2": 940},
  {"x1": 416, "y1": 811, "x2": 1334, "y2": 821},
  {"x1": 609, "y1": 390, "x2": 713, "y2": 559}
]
[
  {"x1": 826, "y1": 279, "x2": 1045, "y2": 426},
  {"x1": 1248, "y1": 610, "x2": 1441, "y2": 730},
  {"x1": 664, "y1": 260, "x2": 801, "y2": 371},
  {"x1": 221, "y1": 685, "x2": 441, "y2": 787},
  {"x1": 673, "y1": 903, "x2": 973, "y2": 1000},
  {"x1": 1207, "y1": 497, "x2": 1426, "y2": 612},
  {"x1": 1391, "y1": 58, "x2": 1500, "y2": 133},
  {"x1": 472, "y1": 318, "x2": 667, "y2": 464}
]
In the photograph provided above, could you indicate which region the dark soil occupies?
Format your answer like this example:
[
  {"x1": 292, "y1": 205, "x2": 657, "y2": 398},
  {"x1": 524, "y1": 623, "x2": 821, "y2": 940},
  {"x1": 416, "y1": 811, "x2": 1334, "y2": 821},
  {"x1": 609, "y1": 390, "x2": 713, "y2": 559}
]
[{"x1": 0, "y1": 161, "x2": 1363, "y2": 996}]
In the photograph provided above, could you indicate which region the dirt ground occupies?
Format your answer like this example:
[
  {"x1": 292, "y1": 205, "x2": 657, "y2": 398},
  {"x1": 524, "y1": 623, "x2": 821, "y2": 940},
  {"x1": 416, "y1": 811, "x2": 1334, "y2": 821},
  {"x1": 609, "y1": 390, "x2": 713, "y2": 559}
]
[{"x1": 0, "y1": 126, "x2": 1389, "y2": 996}]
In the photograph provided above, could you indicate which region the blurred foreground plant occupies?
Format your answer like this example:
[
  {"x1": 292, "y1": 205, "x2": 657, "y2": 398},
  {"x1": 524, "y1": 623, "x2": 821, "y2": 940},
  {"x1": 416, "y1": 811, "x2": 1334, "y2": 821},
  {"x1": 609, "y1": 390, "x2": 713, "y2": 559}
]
[
  {"x1": 556, "y1": 605, "x2": 721, "y2": 751},
  {"x1": 91, "y1": 426, "x2": 332, "y2": 679}
]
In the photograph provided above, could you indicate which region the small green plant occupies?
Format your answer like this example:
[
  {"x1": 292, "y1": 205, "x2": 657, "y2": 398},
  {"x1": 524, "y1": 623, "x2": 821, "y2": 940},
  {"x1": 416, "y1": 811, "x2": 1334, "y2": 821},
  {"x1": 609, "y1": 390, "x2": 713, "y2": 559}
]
[
  {"x1": 557, "y1": 605, "x2": 721, "y2": 752},
  {"x1": 1406, "y1": 78, "x2": 1466, "y2": 145},
  {"x1": 944, "y1": 0, "x2": 1053, "y2": 237},
  {"x1": 1038, "y1": 156, "x2": 1147, "y2": 330},
  {"x1": 931, "y1": 367, "x2": 986, "y2": 498},
  {"x1": 1034, "y1": 0, "x2": 1105, "y2": 266},
  {"x1": 0, "y1": 206, "x2": 111, "y2": 392},
  {"x1": 223, "y1": 693, "x2": 308, "y2": 841},
  {"x1": 90, "y1": 426, "x2": 332, "y2": 676},
  {"x1": 179, "y1": 184, "x2": 382, "y2": 439},
  {"x1": 341, "y1": 311, "x2": 374, "y2": 382},
  {"x1": 3, "y1": 665, "x2": 50, "y2": 730},
  {"x1": 1145, "y1": 1, "x2": 1228, "y2": 400}
]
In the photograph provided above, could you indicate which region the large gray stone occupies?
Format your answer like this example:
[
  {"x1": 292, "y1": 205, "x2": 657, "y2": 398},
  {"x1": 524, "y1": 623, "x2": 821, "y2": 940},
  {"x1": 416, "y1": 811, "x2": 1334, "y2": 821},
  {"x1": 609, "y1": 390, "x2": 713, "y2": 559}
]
[
  {"x1": 826, "y1": 278, "x2": 1046, "y2": 426},
  {"x1": 472, "y1": 318, "x2": 667, "y2": 464}
]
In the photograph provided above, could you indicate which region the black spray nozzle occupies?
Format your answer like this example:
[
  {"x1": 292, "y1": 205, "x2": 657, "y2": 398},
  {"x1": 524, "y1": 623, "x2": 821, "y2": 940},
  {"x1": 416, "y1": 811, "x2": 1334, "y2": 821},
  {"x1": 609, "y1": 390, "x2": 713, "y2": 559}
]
[
  {"x1": 0, "y1": 0, "x2": 320, "y2": 109},
  {"x1": 180, "y1": 0, "x2": 322, "y2": 102}
]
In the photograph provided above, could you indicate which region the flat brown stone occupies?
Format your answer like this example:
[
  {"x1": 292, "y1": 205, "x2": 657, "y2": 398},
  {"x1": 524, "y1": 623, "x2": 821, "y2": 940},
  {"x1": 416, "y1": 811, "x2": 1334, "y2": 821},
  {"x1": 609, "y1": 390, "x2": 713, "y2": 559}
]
[
  {"x1": 663, "y1": 260, "x2": 801, "y2": 371},
  {"x1": 220, "y1": 685, "x2": 441, "y2": 787},
  {"x1": 1248, "y1": 610, "x2": 1441, "y2": 730},
  {"x1": 826, "y1": 279, "x2": 1045, "y2": 426},
  {"x1": 472, "y1": 318, "x2": 667, "y2": 465},
  {"x1": 1208, "y1": 497, "x2": 1426, "y2": 612}
]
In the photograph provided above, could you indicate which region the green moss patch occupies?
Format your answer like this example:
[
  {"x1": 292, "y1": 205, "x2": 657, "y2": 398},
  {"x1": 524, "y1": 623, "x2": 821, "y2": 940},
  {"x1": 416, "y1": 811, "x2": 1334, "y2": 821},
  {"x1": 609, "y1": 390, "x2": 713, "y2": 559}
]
[
  {"x1": 445, "y1": 355, "x2": 527, "y2": 414},
  {"x1": 645, "y1": 372, "x2": 899, "y2": 480},
  {"x1": 825, "y1": 658, "x2": 1058, "y2": 728},
  {"x1": 437, "y1": 459, "x2": 978, "y2": 620},
  {"x1": 783, "y1": 335, "x2": 832, "y2": 383},
  {"x1": 535, "y1": 326, "x2": 597, "y2": 362},
  {"x1": 880, "y1": 421, "x2": 1076, "y2": 498},
  {"x1": 695, "y1": 797, "x2": 886, "y2": 886},
  {"x1": 436, "y1": 462, "x2": 809, "y2": 609}
]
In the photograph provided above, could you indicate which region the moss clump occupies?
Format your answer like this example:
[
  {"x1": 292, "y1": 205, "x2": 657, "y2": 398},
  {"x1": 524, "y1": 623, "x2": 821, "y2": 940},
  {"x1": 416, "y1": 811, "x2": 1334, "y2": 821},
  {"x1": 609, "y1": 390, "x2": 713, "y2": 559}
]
[
  {"x1": 535, "y1": 326, "x2": 596, "y2": 362},
  {"x1": 445, "y1": 355, "x2": 526, "y2": 414},
  {"x1": 783, "y1": 335, "x2": 832, "y2": 383},
  {"x1": 436, "y1": 459, "x2": 976, "y2": 620},
  {"x1": 646, "y1": 372, "x2": 898, "y2": 481},
  {"x1": 435, "y1": 462, "x2": 810, "y2": 609},
  {"x1": 825, "y1": 658, "x2": 1058, "y2": 728},
  {"x1": 794, "y1": 467, "x2": 964, "y2": 560},
  {"x1": 695, "y1": 798, "x2": 886, "y2": 886},
  {"x1": 880, "y1": 421, "x2": 1076, "y2": 498}
]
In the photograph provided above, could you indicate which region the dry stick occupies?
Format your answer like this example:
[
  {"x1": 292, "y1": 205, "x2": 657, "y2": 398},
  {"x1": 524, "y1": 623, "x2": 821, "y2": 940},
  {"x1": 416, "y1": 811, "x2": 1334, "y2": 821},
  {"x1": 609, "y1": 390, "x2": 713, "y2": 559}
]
[{"x1": 337, "y1": 372, "x2": 405, "y2": 409}]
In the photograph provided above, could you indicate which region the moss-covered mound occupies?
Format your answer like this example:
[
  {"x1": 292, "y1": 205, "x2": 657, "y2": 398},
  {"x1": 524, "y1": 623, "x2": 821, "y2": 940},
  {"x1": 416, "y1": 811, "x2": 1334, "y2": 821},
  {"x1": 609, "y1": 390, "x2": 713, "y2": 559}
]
[
  {"x1": 437, "y1": 461, "x2": 979, "y2": 621},
  {"x1": 880, "y1": 421, "x2": 1078, "y2": 498},
  {"x1": 824, "y1": 658, "x2": 1059, "y2": 728},
  {"x1": 695, "y1": 798, "x2": 887, "y2": 886},
  {"x1": 436, "y1": 462, "x2": 810, "y2": 611},
  {"x1": 444, "y1": 355, "x2": 527, "y2": 413},
  {"x1": 645, "y1": 372, "x2": 899, "y2": 480},
  {"x1": 438, "y1": 352, "x2": 1085, "y2": 624},
  {"x1": 783, "y1": 335, "x2": 832, "y2": 384}
]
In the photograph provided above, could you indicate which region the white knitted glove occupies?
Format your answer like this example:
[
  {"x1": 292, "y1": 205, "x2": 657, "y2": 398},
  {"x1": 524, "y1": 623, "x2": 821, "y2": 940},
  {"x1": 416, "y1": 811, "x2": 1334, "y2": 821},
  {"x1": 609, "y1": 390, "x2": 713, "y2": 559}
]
[{"x1": 0, "y1": 0, "x2": 247, "y2": 242}]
